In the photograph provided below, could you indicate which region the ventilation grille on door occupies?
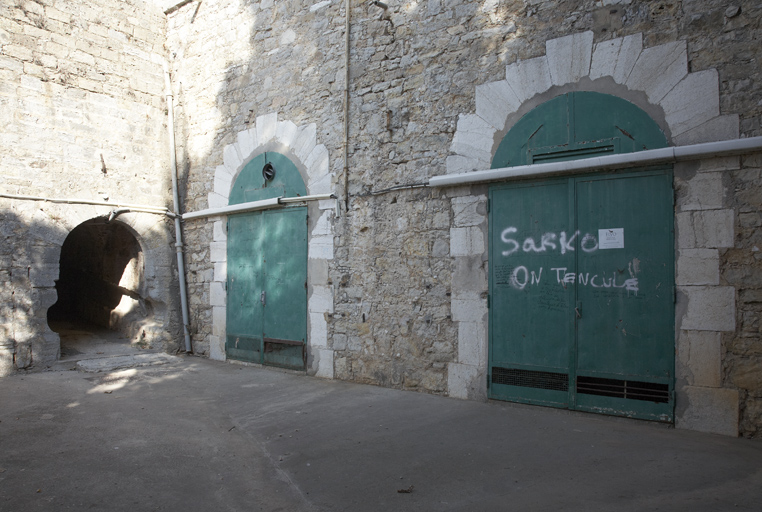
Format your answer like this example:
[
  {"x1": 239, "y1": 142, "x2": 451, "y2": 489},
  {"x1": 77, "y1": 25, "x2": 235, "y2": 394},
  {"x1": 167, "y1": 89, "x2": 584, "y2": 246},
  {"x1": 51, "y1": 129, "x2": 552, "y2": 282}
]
[
  {"x1": 576, "y1": 376, "x2": 670, "y2": 403},
  {"x1": 491, "y1": 367, "x2": 569, "y2": 391}
]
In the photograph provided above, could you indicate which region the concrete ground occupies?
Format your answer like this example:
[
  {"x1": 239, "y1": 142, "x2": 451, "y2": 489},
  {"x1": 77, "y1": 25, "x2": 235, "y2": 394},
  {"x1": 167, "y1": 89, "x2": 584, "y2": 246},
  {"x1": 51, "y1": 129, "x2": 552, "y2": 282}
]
[{"x1": 1, "y1": 332, "x2": 761, "y2": 511}]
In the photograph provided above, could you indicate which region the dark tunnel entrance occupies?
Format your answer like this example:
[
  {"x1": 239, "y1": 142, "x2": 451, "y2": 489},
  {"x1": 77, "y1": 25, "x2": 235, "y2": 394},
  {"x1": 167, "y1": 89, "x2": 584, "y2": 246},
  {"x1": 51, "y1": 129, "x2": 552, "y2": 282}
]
[{"x1": 48, "y1": 218, "x2": 152, "y2": 352}]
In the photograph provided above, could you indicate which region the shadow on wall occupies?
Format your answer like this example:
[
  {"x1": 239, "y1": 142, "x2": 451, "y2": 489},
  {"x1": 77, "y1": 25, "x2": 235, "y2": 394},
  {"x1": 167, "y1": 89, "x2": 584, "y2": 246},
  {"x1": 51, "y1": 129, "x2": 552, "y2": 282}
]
[{"x1": 47, "y1": 217, "x2": 155, "y2": 342}]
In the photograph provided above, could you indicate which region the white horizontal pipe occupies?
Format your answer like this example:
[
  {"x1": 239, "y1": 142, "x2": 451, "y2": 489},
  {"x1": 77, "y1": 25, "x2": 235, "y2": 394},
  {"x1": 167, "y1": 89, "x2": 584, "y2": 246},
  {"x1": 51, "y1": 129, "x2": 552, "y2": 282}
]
[
  {"x1": 279, "y1": 193, "x2": 335, "y2": 204},
  {"x1": 429, "y1": 136, "x2": 762, "y2": 188},
  {"x1": 0, "y1": 192, "x2": 171, "y2": 215},
  {"x1": 182, "y1": 197, "x2": 280, "y2": 220},
  {"x1": 182, "y1": 193, "x2": 336, "y2": 221}
]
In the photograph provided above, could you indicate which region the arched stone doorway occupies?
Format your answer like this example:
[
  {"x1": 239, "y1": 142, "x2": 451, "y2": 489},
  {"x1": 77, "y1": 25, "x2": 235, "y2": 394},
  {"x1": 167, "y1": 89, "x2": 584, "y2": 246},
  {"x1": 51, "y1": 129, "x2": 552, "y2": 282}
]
[{"x1": 48, "y1": 218, "x2": 154, "y2": 355}]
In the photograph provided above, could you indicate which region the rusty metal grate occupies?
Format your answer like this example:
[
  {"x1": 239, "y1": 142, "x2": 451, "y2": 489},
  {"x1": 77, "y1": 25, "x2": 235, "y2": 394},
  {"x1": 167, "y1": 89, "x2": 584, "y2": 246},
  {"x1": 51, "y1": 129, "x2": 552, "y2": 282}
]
[
  {"x1": 576, "y1": 376, "x2": 669, "y2": 403},
  {"x1": 491, "y1": 367, "x2": 569, "y2": 391}
]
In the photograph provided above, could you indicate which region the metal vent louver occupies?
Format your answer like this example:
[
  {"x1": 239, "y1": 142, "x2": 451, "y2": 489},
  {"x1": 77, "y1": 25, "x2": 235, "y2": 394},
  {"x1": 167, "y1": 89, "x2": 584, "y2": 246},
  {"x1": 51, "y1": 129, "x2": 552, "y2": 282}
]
[
  {"x1": 491, "y1": 367, "x2": 569, "y2": 392},
  {"x1": 576, "y1": 376, "x2": 669, "y2": 403}
]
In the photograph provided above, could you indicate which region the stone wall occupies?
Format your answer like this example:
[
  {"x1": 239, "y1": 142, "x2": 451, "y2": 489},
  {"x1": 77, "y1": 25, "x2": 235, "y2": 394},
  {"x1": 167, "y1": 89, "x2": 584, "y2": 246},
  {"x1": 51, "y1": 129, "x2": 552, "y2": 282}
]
[
  {"x1": 0, "y1": 0, "x2": 180, "y2": 372},
  {"x1": 165, "y1": 0, "x2": 761, "y2": 435}
]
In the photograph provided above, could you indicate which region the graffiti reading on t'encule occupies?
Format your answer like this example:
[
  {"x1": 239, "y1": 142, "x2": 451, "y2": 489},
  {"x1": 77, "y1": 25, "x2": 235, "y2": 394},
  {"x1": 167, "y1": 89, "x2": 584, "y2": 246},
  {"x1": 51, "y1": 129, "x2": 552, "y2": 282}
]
[{"x1": 498, "y1": 226, "x2": 640, "y2": 295}]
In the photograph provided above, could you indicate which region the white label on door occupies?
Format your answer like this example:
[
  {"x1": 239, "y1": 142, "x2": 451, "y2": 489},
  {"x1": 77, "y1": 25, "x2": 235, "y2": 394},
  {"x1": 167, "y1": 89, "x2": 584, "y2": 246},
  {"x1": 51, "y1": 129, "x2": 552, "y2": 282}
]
[{"x1": 598, "y1": 228, "x2": 624, "y2": 249}]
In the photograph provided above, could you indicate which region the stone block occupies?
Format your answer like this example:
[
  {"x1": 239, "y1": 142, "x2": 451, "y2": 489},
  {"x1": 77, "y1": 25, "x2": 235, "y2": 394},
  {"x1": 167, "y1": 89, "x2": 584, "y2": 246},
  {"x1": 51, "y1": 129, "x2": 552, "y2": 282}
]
[
  {"x1": 677, "y1": 209, "x2": 734, "y2": 249},
  {"x1": 212, "y1": 306, "x2": 226, "y2": 336},
  {"x1": 590, "y1": 33, "x2": 642, "y2": 83},
  {"x1": 276, "y1": 120, "x2": 298, "y2": 149},
  {"x1": 214, "y1": 261, "x2": 227, "y2": 282},
  {"x1": 308, "y1": 170, "x2": 333, "y2": 195},
  {"x1": 662, "y1": 70, "x2": 719, "y2": 137},
  {"x1": 210, "y1": 241, "x2": 227, "y2": 262},
  {"x1": 680, "y1": 286, "x2": 735, "y2": 332},
  {"x1": 236, "y1": 129, "x2": 255, "y2": 160},
  {"x1": 445, "y1": 154, "x2": 488, "y2": 174},
  {"x1": 309, "y1": 285, "x2": 334, "y2": 314},
  {"x1": 293, "y1": 123, "x2": 317, "y2": 163},
  {"x1": 626, "y1": 40, "x2": 687, "y2": 104},
  {"x1": 208, "y1": 335, "x2": 226, "y2": 361},
  {"x1": 450, "y1": 114, "x2": 495, "y2": 163},
  {"x1": 545, "y1": 31, "x2": 593, "y2": 86},
  {"x1": 213, "y1": 220, "x2": 227, "y2": 242},
  {"x1": 452, "y1": 195, "x2": 486, "y2": 227},
  {"x1": 677, "y1": 330, "x2": 721, "y2": 387},
  {"x1": 305, "y1": 144, "x2": 330, "y2": 180},
  {"x1": 223, "y1": 144, "x2": 242, "y2": 174},
  {"x1": 695, "y1": 156, "x2": 741, "y2": 173},
  {"x1": 207, "y1": 192, "x2": 227, "y2": 209},
  {"x1": 450, "y1": 227, "x2": 484, "y2": 257},
  {"x1": 310, "y1": 312, "x2": 328, "y2": 348},
  {"x1": 314, "y1": 348, "x2": 334, "y2": 379},
  {"x1": 452, "y1": 256, "x2": 487, "y2": 293},
  {"x1": 673, "y1": 115, "x2": 740, "y2": 146},
  {"x1": 309, "y1": 235, "x2": 334, "y2": 260},
  {"x1": 451, "y1": 291, "x2": 487, "y2": 322},
  {"x1": 458, "y1": 321, "x2": 486, "y2": 367},
  {"x1": 447, "y1": 362, "x2": 485, "y2": 400},
  {"x1": 475, "y1": 79, "x2": 521, "y2": 131},
  {"x1": 677, "y1": 171, "x2": 723, "y2": 211},
  {"x1": 677, "y1": 385, "x2": 738, "y2": 436},
  {"x1": 213, "y1": 171, "x2": 233, "y2": 197},
  {"x1": 312, "y1": 211, "x2": 333, "y2": 236},
  {"x1": 255, "y1": 112, "x2": 278, "y2": 146},
  {"x1": 505, "y1": 55, "x2": 552, "y2": 104},
  {"x1": 677, "y1": 249, "x2": 719, "y2": 286},
  {"x1": 210, "y1": 281, "x2": 226, "y2": 306}
]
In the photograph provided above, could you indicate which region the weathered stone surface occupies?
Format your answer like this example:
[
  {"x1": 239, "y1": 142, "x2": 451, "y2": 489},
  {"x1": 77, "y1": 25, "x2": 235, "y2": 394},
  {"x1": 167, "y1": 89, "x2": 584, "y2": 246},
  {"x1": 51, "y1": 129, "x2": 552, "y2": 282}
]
[
  {"x1": 675, "y1": 171, "x2": 724, "y2": 212},
  {"x1": 590, "y1": 33, "x2": 643, "y2": 83},
  {"x1": 545, "y1": 31, "x2": 593, "y2": 87},
  {"x1": 677, "y1": 386, "x2": 739, "y2": 437},
  {"x1": 677, "y1": 330, "x2": 722, "y2": 388},
  {"x1": 680, "y1": 286, "x2": 736, "y2": 332},
  {"x1": 677, "y1": 249, "x2": 720, "y2": 286},
  {"x1": 677, "y1": 210, "x2": 735, "y2": 249}
]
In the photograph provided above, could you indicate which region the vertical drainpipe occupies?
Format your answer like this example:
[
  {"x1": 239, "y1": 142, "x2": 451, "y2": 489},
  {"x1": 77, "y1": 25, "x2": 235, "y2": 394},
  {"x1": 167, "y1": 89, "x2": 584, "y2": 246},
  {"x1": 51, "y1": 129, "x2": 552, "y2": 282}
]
[
  {"x1": 164, "y1": 63, "x2": 193, "y2": 354},
  {"x1": 342, "y1": 0, "x2": 351, "y2": 212}
]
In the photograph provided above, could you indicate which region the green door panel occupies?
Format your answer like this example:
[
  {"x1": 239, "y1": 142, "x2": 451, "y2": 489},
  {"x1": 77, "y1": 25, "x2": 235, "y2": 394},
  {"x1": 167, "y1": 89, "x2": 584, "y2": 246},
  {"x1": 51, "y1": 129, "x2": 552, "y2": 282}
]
[
  {"x1": 261, "y1": 207, "x2": 308, "y2": 369},
  {"x1": 489, "y1": 180, "x2": 574, "y2": 407},
  {"x1": 226, "y1": 212, "x2": 264, "y2": 363},
  {"x1": 574, "y1": 172, "x2": 674, "y2": 421},
  {"x1": 226, "y1": 152, "x2": 308, "y2": 370}
]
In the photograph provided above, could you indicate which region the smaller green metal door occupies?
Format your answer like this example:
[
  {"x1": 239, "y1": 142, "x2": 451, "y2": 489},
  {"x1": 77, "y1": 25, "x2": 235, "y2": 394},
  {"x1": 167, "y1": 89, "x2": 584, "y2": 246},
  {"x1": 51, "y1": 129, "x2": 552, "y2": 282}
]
[{"x1": 226, "y1": 152, "x2": 308, "y2": 370}]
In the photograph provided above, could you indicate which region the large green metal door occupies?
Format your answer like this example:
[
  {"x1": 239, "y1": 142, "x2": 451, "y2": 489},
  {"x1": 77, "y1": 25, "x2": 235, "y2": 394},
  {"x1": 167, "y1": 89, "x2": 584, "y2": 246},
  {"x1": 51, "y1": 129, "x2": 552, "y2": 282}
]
[
  {"x1": 488, "y1": 92, "x2": 674, "y2": 421},
  {"x1": 226, "y1": 152, "x2": 308, "y2": 370},
  {"x1": 489, "y1": 171, "x2": 674, "y2": 421}
]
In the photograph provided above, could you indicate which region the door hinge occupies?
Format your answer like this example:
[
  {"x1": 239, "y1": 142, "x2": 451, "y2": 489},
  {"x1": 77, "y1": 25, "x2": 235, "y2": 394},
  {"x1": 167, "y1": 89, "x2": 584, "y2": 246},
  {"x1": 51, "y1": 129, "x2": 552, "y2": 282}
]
[
  {"x1": 486, "y1": 198, "x2": 490, "y2": 213},
  {"x1": 486, "y1": 373, "x2": 490, "y2": 388},
  {"x1": 487, "y1": 294, "x2": 491, "y2": 309}
]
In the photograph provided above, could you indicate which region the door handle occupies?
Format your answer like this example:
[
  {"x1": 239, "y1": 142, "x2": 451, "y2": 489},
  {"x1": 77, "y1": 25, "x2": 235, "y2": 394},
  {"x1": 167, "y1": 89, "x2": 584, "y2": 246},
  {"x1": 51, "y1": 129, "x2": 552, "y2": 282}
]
[
  {"x1": 260, "y1": 290, "x2": 266, "y2": 306},
  {"x1": 575, "y1": 307, "x2": 581, "y2": 318}
]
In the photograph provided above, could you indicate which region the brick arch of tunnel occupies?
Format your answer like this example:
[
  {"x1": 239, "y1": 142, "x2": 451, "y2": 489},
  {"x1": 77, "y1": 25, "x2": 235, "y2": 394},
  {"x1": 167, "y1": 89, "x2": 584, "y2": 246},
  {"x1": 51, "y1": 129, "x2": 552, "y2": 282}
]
[{"x1": 47, "y1": 217, "x2": 159, "y2": 345}]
